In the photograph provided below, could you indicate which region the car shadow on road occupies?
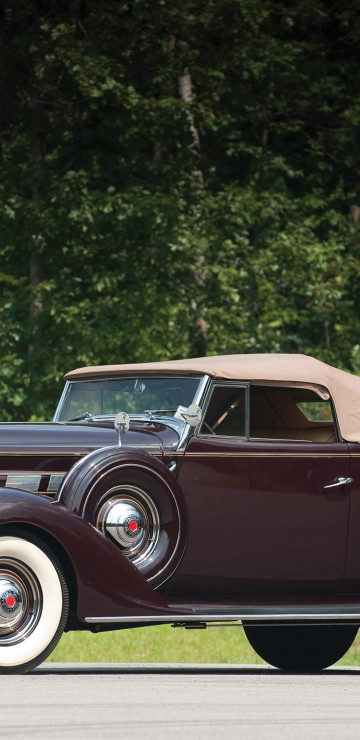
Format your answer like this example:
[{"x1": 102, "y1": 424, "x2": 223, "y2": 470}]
[{"x1": 33, "y1": 663, "x2": 360, "y2": 676}]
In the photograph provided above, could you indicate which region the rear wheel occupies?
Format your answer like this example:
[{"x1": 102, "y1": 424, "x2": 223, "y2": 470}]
[
  {"x1": 0, "y1": 529, "x2": 69, "y2": 674},
  {"x1": 243, "y1": 624, "x2": 358, "y2": 671}
]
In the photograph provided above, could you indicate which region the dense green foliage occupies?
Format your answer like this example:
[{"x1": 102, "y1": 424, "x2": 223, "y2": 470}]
[{"x1": 1, "y1": 0, "x2": 360, "y2": 419}]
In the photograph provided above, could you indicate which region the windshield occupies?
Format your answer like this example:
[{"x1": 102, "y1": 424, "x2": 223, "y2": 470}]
[{"x1": 55, "y1": 377, "x2": 202, "y2": 421}]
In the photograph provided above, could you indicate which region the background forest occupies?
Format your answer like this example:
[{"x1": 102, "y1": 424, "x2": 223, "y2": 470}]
[{"x1": 1, "y1": 0, "x2": 360, "y2": 420}]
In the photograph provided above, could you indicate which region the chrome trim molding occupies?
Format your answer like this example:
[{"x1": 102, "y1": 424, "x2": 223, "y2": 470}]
[
  {"x1": 185, "y1": 452, "x2": 350, "y2": 459},
  {"x1": 85, "y1": 607, "x2": 360, "y2": 624}
]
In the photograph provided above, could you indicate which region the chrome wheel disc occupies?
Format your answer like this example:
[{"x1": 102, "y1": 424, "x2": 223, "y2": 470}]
[
  {"x1": 0, "y1": 559, "x2": 41, "y2": 646},
  {"x1": 97, "y1": 484, "x2": 160, "y2": 564}
]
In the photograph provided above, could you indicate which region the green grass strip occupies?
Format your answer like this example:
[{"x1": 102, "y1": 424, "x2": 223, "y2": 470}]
[{"x1": 47, "y1": 625, "x2": 360, "y2": 665}]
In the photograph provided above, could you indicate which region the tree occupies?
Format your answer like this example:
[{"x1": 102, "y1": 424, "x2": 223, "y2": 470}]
[{"x1": 0, "y1": 0, "x2": 360, "y2": 419}]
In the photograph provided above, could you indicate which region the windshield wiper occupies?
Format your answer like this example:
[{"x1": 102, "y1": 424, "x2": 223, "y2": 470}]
[
  {"x1": 144, "y1": 408, "x2": 177, "y2": 417},
  {"x1": 66, "y1": 411, "x2": 95, "y2": 422}
]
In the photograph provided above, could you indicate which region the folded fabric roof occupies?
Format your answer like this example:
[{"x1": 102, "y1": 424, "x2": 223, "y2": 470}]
[{"x1": 65, "y1": 354, "x2": 360, "y2": 442}]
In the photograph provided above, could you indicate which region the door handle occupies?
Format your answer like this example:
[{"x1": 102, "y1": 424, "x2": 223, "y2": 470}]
[{"x1": 324, "y1": 476, "x2": 353, "y2": 490}]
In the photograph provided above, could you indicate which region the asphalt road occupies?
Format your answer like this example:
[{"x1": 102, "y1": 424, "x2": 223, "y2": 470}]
[{"x1": 1, "y1": 663, "x2": 360, "y2": 740}]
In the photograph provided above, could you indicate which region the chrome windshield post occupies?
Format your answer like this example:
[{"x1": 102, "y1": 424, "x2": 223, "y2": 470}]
[
  {"x1": 177, "y1": 375, "x2": 211, "y2": 451},
  {"x1": 52, "y1": 381, "x2": 71, "y2": 421}
]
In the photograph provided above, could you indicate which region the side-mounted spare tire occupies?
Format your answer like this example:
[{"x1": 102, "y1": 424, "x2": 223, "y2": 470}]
[{"x1": 58, "y1": 447, "x2": 188, "y2": 587}]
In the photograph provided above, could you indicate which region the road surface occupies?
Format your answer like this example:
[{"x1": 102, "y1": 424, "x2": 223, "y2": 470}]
[{"x1": 1, "y1": 663, "x2": 360, "y2": 739}]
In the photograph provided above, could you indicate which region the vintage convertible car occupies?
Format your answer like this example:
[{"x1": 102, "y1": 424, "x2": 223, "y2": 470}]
[{"x1": 2, "y1": 353, "x2": 360, "y2": 673}]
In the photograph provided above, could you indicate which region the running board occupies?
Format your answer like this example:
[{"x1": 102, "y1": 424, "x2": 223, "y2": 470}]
[{"x1": 85, "y1": 605, "x2": 360, "y2": 624}]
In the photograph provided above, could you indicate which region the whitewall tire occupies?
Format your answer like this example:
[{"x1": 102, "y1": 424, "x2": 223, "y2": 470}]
[{"x1": 0, "y1": 529, "x2": 69, "y2": 674}]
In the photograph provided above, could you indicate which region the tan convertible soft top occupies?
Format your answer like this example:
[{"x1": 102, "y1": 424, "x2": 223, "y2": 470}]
[{"x1": 65, "y1": 354, "x2": 360, "y2": 442}]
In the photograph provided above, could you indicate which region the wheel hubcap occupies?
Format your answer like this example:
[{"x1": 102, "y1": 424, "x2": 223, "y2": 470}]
[
  {"x1": 0, "y1": 559, "x2": 41, "y2": 645},
  {"x1": 0, "y1": 578, "x2": 25, "y2": 628},
  {"x1": 104, "y1": 501, "x2": 146, "y2": 549},
  {"x1": 97, "y1": 485, "x2": 160, "y2": 563}
]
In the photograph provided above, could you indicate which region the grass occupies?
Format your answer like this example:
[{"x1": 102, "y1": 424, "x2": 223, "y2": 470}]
[{"x1": 47, "y1": 624, "x2": 360, "y2": 666}]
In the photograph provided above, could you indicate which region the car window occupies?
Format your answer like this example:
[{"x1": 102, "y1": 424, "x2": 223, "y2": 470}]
[
  {"x1": 199, "y1": 384, "x2": 338, "y2": 442},
  {"x1": 296, "y1": 401, "x2": 333, "y2": 422},
  {"x1": 249, "y1": 386, "x2": 337, "y2": 442},
  {"x1": 200, "y1": 385, "x2": 247, "y2": 437},
  {"x1": 58, "y1": 377, "x2": 201, "y2": 420}
]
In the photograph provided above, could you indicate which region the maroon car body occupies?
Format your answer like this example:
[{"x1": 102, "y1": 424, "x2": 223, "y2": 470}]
[{"x1": 2, "y1": 353, "x2": 360, "y2": 673}]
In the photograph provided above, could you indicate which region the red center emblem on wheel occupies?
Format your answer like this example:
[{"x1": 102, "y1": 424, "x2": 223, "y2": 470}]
[
  {"x1": 129, "y1": 520, "x2": 138, "y2": 532},
  {"x1": 5, "y1": 596, "x2": 16, "y2": 608}
]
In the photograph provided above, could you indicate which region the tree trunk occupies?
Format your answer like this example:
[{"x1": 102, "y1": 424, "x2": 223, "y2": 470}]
[
  {"x1": 177, "y1": 40, "x2": 207, "y2": 355},
  {"x1": 28, "y1": 98, "x2": 45, "y2": 358}
]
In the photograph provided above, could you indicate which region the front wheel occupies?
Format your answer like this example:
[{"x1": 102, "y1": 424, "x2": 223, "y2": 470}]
[
  {"x1": 243, "y1": 624, "x2": 358, "y2": 671},
  {"x1": 0, "y1": 529, "x2": 69, "y2": 674}
]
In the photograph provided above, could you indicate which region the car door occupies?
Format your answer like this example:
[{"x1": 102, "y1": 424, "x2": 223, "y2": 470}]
[
  {"x1": 173, "y1": 382, "x2": 351, "y2": 597},
  {"x1": 343, "y1": 445, "x2": 360, "y2": 592}
]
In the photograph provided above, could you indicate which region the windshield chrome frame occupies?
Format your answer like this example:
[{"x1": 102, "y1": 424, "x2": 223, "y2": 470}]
[
  {"x1": 53, "y1": 375, "x2": 210, "y2": 449},
  {"x1": 176, "y1": 375, "x2": 210, "y2": 451},
  {"x1": 53, "y1": 381, "x2": 71, "y2": 421}
]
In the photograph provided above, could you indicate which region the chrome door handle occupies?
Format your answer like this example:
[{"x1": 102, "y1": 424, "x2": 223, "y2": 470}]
[{"x1": 324, "y1": 477, "x2": 353, "y2": 490}]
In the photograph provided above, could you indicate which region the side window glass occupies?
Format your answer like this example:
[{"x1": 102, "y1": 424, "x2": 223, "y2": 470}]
[
  {"x1": 296, "y1": 401, "x2": 333, "y2": 422},
  {"x1": 200, "y1": 386, "x2": 246, "y2": 437},
  {"x1": 249, "y1": 386, "x2": 337, "y2": 443}
]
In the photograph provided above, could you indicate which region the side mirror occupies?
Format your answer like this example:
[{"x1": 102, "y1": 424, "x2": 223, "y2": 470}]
[
  {"x1": 181, "y1": 404, "x2": 202, "y2": 427},
  {"x1": 114, "y1": 412, "x2": 130, "y2": 446}
]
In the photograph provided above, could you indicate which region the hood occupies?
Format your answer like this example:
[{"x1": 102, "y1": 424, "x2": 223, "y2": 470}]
[{"x1": 0, "y1": 420, "x2": 180, "y2": 456}]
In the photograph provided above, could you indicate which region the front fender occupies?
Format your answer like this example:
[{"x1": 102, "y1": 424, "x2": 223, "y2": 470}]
[
  {"x1": 0, "y1": 487, "x2": 185, "y2": 622},
  {"x1": 57, "y1": 446, "x2": 183, "y2": 514}
]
